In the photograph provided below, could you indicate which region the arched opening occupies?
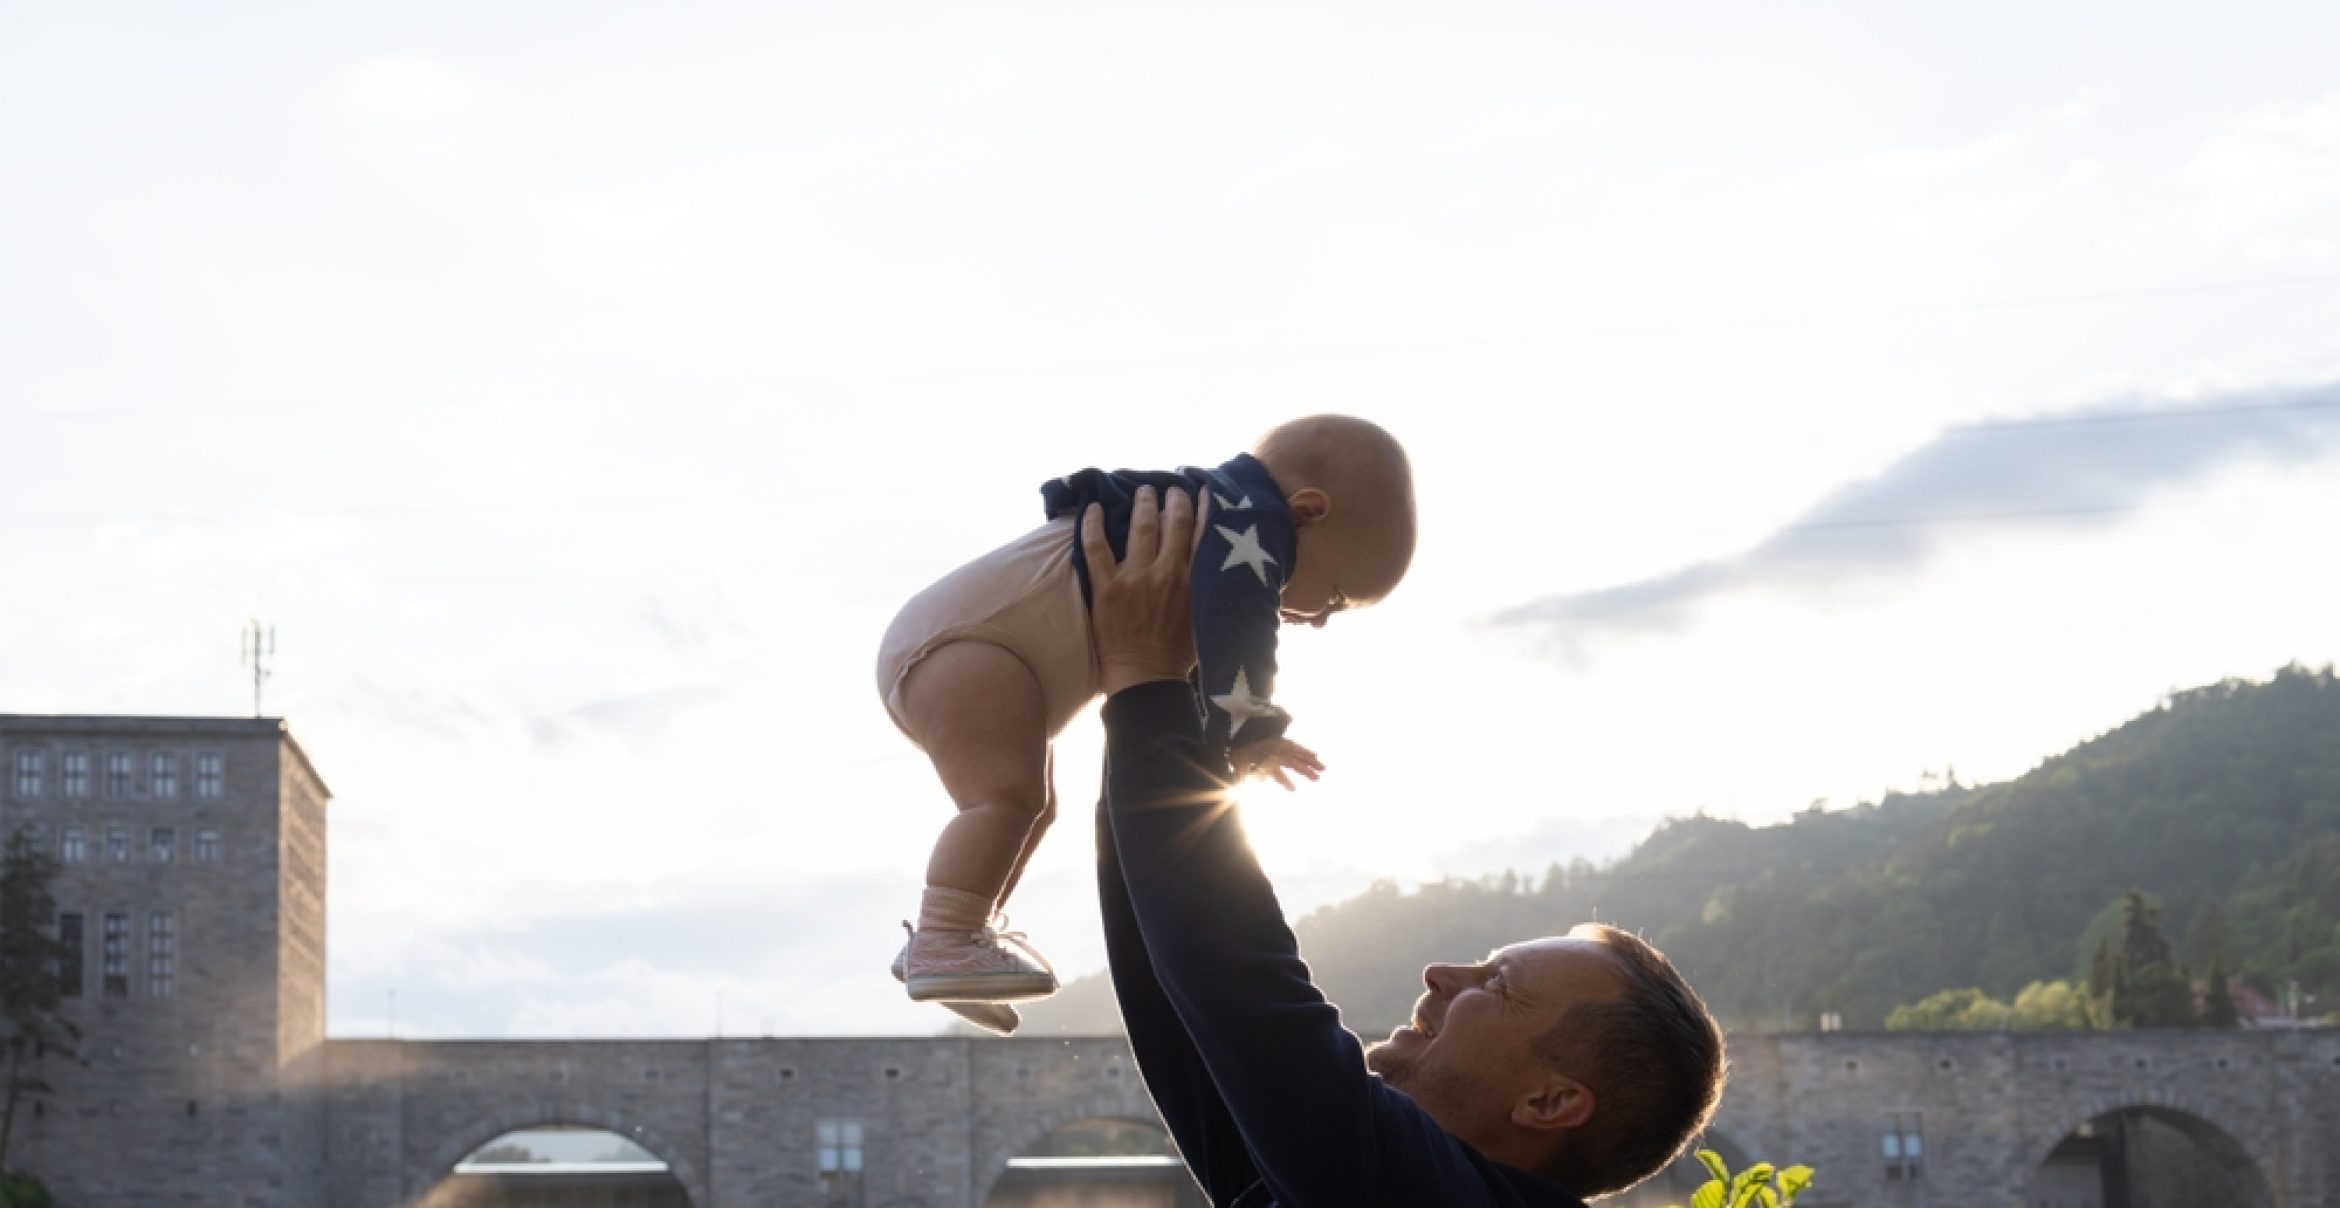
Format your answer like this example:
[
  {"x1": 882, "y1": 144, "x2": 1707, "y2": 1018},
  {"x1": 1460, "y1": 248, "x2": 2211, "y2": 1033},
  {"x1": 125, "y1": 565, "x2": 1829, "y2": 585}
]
[
  {"x1": 418, "y1": 1123, "x2": 692, "y2": 1208},
  {"x1": 1602, "y1": 1130, "x2": 1752, "y2": 1208},
  {"x1": 981, "y1": 1116, "x2": 1204, "y2": 1208},
  {"x1": 2029, "y1": 1106, "x2": 2276, "y2": 1208}
]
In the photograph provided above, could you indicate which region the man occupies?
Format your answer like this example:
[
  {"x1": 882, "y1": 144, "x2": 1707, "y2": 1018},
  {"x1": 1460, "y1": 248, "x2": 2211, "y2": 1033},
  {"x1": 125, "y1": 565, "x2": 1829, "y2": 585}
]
[{"x1": 1080, "y1": 486, "x2": 1726, "y2": 1206}]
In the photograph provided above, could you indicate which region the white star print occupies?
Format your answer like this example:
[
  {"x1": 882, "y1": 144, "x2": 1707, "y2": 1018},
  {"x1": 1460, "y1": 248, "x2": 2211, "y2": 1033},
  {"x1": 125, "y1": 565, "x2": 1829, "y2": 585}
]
[
  {"x1": 1214, "y1": 491, "x2": 1254, "y2": 511},
  {"x1": 1210, "y1": 667, "x2": 1283, "y2": 740},
  {"x1": 1216, "y1": 524, "x2": 1278, "y2": 586}
]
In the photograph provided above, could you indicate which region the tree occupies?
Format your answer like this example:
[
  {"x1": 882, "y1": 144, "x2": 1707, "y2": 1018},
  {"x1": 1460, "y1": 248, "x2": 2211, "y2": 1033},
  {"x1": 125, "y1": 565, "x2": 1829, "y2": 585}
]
[
  {"x1": 2199, "y1": 956, "x2": 2240, "y2": 1028},
  {"x1": 2096, "y1": 890, "x2": 2197, "y2": 1028},
  {"x1": 1884, "y1": 979, "x2": 2095, "y2": 1031},
  {"x1": 0, "y1": 826, "x2": 80, "y2": 1170},
  {"x1": 2007, "y1": 980, "x2": 2093, "y2": 1029},
  {"x1": 2183, "y1": 897, "x2": 2231, "y2": 975},
  {"x1": 1886, "y1": 987, "x2": 2006, "y2": 1031}
]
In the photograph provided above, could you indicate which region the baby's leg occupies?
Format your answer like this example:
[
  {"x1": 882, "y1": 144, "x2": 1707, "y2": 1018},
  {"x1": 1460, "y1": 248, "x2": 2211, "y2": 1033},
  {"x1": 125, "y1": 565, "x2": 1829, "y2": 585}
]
[
  {"x1": 898, "y1": 639, "x2": 1059, "y2": 1004},
  {"x1": 996, "y1": 747, "x2": 1059, "y2": 910},
  {"x1": 900, "y1": 639, "x2": 1051, "y2": 916}
]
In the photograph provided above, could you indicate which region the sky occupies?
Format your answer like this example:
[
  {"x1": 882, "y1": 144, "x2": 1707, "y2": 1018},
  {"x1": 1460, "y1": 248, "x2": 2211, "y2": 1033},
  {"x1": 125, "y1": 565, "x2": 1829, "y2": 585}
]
[{"x1": 4, "y1": 2, "x2": 2338, "y2": 1040}]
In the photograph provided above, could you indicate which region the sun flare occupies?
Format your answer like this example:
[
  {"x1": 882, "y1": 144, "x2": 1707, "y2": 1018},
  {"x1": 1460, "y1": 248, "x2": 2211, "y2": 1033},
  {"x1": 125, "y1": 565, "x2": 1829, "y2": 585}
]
[{"x1": 1228, "y1": 775, "x2": 1316, "y2": 870}]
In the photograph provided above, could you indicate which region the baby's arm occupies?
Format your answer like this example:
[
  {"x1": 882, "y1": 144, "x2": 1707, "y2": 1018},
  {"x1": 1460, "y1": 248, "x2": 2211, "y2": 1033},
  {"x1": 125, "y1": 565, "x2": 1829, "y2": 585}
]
[
  {"x1": 1188, "y1": 493, "x2": 1296, "y2": 757},
  {"x1": 1231, "y1": 735, "x2": 1324, "y2": 791}
]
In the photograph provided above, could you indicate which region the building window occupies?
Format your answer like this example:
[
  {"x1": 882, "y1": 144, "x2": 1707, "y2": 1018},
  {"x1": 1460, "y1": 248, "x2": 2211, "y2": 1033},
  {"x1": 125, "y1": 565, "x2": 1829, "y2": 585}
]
[
  {"x1": 56, "y1": 914, "x2": 84, "y2": 998},
  {"x1": 817, "y1": 1119, "x2": 864, "y2": 1175},
  {"x1": 61, "y1": 829, "x2": 86, "y2": 864},
  {"x1": 150, "y1": 753, "x2": 178, "y2": 799},
  {"x1": 11, "y1": 749, "x2": 42, "y2": 797},
  {"x1": 102, "y1": 914, "x2": 130, "y2": 998},
  {"x1": 61, "y1": 751, "x2": 89, "y2": 798},
  {"x1": 1882, "y1": 1111, "x2": 1924, "y2": 1180},
  {"x1": 195, "y1": 752, "x2": 222, "y2": 798},
  {"x1": 147, "y1": 913, "x2": 176, "y2": 998},
  {"x1": 106, "y1": 752, "x2": 133, "y2": 797},
  {"x1": 195, "y1": 830, "x2": 221, "y2": 863},
  {"x1": 151, "y1": 828, "x2": 176, "y2": 864},
  {"x1": 106, "y1": 826, "x2": 131, "y2": 863}
]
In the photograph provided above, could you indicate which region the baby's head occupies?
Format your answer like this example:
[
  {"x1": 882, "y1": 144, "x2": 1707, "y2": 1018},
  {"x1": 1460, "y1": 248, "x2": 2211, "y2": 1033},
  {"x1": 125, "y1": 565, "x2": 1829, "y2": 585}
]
[{"x1": 1249, "y1": 414, "x2": 1416, "y2": 628}]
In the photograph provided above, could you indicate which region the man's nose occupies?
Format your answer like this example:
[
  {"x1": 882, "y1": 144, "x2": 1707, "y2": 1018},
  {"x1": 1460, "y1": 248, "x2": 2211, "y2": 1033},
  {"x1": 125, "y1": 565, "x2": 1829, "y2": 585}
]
[{"x1": 1423, "y1": 963, "x2": 1467, "y2": 995}]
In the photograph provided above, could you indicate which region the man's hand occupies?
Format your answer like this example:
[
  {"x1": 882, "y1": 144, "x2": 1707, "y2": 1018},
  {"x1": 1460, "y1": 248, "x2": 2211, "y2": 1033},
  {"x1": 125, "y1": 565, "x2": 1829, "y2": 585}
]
[
  {"x1": 1086, "y1": 485, "x2": 1211, "y2": 696},
  {"x1": 1231, "y1": 736, "x2": 1324, "y2": 791}
]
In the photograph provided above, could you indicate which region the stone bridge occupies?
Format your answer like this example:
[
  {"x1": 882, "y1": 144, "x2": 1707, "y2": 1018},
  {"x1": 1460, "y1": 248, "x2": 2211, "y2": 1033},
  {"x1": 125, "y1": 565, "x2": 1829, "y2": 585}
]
[
  {"x1": 319, "y1": 1029, "x2": 2340, "y2": 1207},
  {"x1": 323, "y1": 1036, "x2": 1160, "y2": 1207},
  {"x1": 1701, "y1": 1029, "x2": 2339, "y2": 1207}
]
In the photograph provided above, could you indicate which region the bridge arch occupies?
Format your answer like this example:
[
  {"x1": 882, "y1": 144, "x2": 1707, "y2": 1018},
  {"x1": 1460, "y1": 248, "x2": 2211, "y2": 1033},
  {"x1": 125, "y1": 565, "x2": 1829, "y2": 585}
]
[
  {"x1": 2028, "y1": 1096, "x2": 2278, "y2": 1208},
  {"x1": 411, "y1": 1099, "x2": 711, "y2": 1208},
  {"x1": 971, "y1": 1074, "x2": 1168, "y2": 1204}
]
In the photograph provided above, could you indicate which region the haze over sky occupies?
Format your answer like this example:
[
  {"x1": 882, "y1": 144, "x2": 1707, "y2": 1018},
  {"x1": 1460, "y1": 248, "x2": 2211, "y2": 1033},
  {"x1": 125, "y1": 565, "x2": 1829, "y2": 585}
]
[{"x1": 4, "y1": 2, "x2": 2337, "y2": 1038}]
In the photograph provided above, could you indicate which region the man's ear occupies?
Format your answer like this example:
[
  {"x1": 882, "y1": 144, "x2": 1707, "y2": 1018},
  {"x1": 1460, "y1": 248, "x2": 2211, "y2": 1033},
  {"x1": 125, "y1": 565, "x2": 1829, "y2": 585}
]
[
  {"x1": 1512, "y1": 1074, "x2": 1596, "y2": 1135},
  {"x1": 1288, "y1": 487, "x2": 1331, "y2": 526}
]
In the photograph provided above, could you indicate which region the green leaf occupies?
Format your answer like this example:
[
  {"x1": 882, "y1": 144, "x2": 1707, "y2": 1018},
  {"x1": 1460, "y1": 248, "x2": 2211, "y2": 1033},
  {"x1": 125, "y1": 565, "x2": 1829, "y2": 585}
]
[
  {"x1": 1696, "y1": 1149, "x2": 1732, "y2": 1186},
  {"x1": 1690, "y1": 1179, "x2": 1726, "y2": 1208},
  {"x1": 1728, "y1": 1163, "x2": 1775, "y2": 1208},
  {"x1": 1776, "y1": 1166, "x2": 1815, "y2": 1205},
  {"x1": 1754, "y1": 1189, "x2": 1780, "y2": 1208}
]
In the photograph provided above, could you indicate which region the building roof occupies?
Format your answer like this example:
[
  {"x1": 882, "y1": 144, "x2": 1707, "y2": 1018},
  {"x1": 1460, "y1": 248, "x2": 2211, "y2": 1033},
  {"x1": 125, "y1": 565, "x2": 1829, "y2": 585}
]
[{"x1": 0, "y1": 714, "x2": 332, "y2": 800}]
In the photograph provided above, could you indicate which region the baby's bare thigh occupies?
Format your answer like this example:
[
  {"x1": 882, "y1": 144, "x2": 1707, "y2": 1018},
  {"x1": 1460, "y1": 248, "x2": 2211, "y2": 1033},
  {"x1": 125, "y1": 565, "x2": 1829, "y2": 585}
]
[
  {"x1": 898, "y1": 640, "x2": 1050, "y2": 806},
  {"x1": 875, "y1": 518, "x2": 1098, "y2": 743}
]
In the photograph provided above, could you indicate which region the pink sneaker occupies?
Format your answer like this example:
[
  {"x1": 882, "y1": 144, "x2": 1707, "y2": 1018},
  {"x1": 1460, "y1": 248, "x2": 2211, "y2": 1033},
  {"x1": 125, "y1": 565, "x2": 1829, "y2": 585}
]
[
  {"x1": 901, "y1": 921, "x2": 1058, "y2": 1003},
  {"x1": 890, "y1": 928, "x2": 1022, "y2": 1036}
]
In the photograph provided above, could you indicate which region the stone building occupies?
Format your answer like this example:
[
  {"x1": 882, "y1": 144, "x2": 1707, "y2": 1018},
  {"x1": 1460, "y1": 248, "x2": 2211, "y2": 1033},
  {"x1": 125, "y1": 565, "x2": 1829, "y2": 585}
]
[{"x1": 1, "y1": 714, "x2": 331, "y2": 1204}]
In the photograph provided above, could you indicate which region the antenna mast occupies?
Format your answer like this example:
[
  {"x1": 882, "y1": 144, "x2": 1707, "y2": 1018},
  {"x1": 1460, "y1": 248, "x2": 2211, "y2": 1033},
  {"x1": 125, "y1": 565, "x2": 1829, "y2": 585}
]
[{"x1": 240, "y1": 619, "x2": 276, "y2": 717}]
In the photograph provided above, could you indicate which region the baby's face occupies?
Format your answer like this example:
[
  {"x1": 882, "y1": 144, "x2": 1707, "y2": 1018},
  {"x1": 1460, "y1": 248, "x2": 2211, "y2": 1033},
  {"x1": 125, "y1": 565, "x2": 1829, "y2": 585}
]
[
  {"x1": 1279, "y1": 555, "x2": 1349, "y2": 629},
  {"x1": 1280, "y1": 528, "x2": 1396, "y2": 629}
]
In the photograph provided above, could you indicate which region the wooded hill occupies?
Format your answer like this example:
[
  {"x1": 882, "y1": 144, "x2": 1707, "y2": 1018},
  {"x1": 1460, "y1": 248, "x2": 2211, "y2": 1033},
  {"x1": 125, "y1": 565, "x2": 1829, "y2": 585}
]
[{"x1": 1022, "y1": 664, "x2": 2340, "y2": 1036}]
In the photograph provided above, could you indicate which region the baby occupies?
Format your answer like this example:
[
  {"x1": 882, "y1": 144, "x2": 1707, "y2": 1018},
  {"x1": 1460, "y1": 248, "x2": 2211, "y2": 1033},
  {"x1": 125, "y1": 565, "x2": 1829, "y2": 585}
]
[{"x1": 875, "y1": 414, "x2": 1417, "y2": 1034}]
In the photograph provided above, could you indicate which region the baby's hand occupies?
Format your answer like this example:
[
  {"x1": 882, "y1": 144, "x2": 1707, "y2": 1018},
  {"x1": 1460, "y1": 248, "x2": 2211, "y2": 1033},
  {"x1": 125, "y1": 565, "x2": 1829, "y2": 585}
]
[{"x1": 1231, "y1": 736, "x2": 1325, "y2": 792}]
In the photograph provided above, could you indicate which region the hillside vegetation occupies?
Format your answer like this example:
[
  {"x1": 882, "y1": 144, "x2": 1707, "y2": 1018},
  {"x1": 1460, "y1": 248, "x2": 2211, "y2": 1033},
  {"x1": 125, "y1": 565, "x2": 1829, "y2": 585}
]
[{"x1": 1023, "y1": 665, "x2": 2340, "y2": 1035}]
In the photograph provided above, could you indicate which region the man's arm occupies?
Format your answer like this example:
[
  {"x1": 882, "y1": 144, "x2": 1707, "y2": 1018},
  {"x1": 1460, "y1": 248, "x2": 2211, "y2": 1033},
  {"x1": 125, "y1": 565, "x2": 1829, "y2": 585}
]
[
  {"x1": 1082, "y1": 486, "x2": 1262, "y2": 1201},
  {"x1": 1086, "y1": 489, "x2": 1520, "y2": 1207},
  {"x1": 1095, "y1": 767, "x2": 1263, "y2": 1203}
]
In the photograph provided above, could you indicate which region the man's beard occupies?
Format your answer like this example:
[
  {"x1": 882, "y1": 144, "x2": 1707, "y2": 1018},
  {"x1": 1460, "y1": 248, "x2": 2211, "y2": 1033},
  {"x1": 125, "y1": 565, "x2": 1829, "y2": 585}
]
[{"x1": 1367, "y1": 1042, "x2": 1475, "y2": 1128}]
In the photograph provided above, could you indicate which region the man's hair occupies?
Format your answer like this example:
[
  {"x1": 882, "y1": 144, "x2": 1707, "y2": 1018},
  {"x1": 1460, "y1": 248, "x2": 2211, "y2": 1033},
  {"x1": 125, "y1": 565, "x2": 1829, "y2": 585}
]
[{"x1": 1531, "y1": 925, "x2": 1727, "y2": 1198}]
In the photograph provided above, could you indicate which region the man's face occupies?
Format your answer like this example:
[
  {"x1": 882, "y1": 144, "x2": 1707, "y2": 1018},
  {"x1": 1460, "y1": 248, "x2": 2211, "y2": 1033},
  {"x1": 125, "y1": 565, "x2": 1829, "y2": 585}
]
[{"x1": 1366, "y1": 936, "x2": 1626, "y2": 1134}]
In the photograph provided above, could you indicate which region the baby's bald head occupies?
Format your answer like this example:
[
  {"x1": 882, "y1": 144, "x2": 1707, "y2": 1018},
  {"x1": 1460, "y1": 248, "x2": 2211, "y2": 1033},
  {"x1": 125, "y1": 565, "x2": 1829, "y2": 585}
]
[{"x1": 1251, "y1": 415, "x2": 1417, "y2": 610}]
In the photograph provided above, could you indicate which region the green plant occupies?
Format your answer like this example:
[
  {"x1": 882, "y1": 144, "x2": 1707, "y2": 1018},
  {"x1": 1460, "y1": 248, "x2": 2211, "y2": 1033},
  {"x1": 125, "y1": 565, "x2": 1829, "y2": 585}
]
[
  {"x1": 1667, "y1": 1149, "x2": 1815, "y2": 1208},
  {"x1": 0, "y1": 1171, "x2": 54, "y2": 1208}
]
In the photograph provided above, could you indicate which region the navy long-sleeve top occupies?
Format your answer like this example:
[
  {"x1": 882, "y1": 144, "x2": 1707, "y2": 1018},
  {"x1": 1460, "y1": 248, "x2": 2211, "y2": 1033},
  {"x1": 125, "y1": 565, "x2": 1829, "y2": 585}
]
[
  {"x1": 1043, "y1": 452, "x2": 1295, "y2": 756},
  {"x1": 1097, "y1": 680, "x2": 1590, "y2": 1207}
]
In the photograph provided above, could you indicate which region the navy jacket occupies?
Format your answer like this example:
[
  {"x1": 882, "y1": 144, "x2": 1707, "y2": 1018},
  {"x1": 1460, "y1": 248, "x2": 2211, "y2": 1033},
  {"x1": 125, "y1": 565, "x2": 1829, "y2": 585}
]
[
  {"x1": 1043, "y1": 452, "x2": 1296, "y2": 756},
  {"x1": 1098, "y1": 681, "x2": 1590, "y2": 1207}
]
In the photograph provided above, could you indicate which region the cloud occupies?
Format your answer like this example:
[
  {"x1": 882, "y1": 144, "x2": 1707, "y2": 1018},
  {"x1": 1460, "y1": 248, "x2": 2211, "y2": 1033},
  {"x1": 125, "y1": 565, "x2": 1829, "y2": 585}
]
[
  {"x1": 1489, "y1": 382, "x2": 2340, "y2": 665},
  {"x1": 527, "y1": 678, "x2": 739, "y2": 750},
  {"x1": 2181, "y1": 90, "x2": 2340, "y2": 254},
  {"x1": 1859, "y1": 132, "x2": 2020, "y2": 183},
  {"x1": 332, "y1": 875, "x2": 932, "y2": 1038},
  {"x1": 345, "y1": 56, "x2": 478, "y2": 127}
]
